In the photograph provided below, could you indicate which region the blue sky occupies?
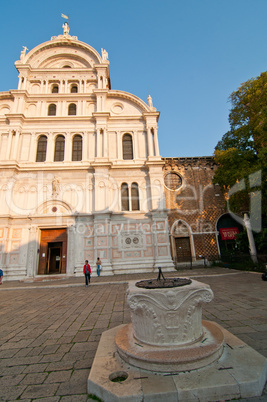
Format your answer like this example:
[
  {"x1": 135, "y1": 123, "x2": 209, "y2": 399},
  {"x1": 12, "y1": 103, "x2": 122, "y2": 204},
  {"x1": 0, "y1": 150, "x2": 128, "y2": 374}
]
[{"x1": 0, "y1": 0, "x2": 266, "y2": 157}]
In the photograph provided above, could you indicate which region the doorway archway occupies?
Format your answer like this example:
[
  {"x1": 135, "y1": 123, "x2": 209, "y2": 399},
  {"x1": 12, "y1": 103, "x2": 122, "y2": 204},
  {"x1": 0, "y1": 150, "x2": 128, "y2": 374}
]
[{"x1": 38, "y1": 228, "x2": 67, "y2": 275}]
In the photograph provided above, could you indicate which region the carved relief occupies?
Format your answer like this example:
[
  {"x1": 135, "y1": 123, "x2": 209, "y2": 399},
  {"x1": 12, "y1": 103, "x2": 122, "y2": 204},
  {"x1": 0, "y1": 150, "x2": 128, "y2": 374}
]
[
  {"x1": 119, "y1": 232, "x2": 144, "y2": 250},
  {"x1": 127, "y1": 280, "x2": 214, "y2": 346}
]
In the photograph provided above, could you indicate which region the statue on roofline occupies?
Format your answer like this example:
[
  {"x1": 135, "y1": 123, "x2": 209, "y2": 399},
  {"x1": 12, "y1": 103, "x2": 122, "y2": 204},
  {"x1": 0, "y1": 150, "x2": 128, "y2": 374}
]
[
  {"x1": 101, "y1": 48, "x2": 109, "y2": 62},
  {"x1": 20, "y1": 46, "x2": 28, "y2": 61},
  {"x1": 62, "y1": 22, "x2": 70, "y2": 36},
  {"x1": 147, "y1": 95, "x2": 153, "y2": 109}
]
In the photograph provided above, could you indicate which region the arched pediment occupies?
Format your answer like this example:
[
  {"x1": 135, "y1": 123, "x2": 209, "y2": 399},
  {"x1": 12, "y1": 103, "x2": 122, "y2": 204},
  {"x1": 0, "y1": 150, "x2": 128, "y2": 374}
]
[
  {"x1": 0, "y1": 104, "x2": 11, "y2": 115},
  {"x1": 19, "y1": 39, "x2": 102, "y2": 69},
  {"x1": 108, "y1": 90, "x2": 152, "y2": 114},
  {"x1": 171, "y1": 220, "x2": 192, "y2": 237},
  {"x1": 35, "y1": 200, "x2": 73, "y2": 215}
]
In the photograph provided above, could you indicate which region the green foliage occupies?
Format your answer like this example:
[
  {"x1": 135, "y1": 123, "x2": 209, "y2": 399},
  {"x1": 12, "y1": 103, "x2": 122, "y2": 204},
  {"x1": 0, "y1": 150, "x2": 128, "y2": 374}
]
[
  {"x1": 228, "y1": 72, "x2": 267, "y2": 151},
  {"x1": 254, "y1": 227, "x2": 267, "y2": 253},
  {"x1": 213, "y1": 71, "x2": 267, "y2": 221},
  {"x1": 235, "y1": 231, "x2": 249, "y2": 252},
  {"x1": 88, "y1": 394, "x2": 104, "y2": 402}
]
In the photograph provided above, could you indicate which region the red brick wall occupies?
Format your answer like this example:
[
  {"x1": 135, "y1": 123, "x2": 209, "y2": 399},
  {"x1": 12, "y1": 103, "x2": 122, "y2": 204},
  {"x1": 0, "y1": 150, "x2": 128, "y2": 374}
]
[{"x1": 163, "y1": 157, "x2": 226, "y2": 263}]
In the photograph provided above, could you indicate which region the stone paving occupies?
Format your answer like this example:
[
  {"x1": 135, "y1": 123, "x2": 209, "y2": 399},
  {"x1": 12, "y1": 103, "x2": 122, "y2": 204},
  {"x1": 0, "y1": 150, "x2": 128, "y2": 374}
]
[{"x1": 0, "y1": 267, "x2": 266, "y2": 401}]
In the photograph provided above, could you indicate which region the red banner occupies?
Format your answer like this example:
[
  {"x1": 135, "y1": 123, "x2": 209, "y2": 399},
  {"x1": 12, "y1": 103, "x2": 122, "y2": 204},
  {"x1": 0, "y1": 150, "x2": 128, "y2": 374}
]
[{"x1": 220, "y1": 227, "x2": 239, "y2": 240}]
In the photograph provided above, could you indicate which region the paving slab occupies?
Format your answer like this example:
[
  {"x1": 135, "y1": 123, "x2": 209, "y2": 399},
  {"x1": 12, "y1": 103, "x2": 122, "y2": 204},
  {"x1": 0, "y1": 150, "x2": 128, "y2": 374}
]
[{"x1": 0, "y1": 268, "x2": 266, "y2": 401}]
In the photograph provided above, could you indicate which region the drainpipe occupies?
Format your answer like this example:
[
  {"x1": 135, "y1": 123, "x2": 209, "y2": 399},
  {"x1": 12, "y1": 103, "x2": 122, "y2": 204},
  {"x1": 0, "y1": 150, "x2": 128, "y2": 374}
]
[{"x1": 243, "y1": 213, "x2": 258, "y2": 264}]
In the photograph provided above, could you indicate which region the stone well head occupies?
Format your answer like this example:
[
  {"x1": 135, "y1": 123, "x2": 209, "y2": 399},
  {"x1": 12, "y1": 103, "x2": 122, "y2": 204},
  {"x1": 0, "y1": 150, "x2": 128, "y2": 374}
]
[
  {"x1": 127, "y1": 278, "x2": 214, "y2": 347},
  {"x1": 115, "y1": 277, "x2": 225, "y2": 373}
]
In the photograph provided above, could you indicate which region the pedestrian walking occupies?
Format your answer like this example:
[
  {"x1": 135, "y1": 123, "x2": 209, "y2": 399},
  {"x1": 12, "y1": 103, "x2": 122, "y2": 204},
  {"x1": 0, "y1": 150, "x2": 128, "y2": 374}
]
[
  {"x1": 0, "y1": 268, "x2": 3, "y2": 285},
  {"x1": 96, "y1": 257, "x2": 102, "y2": 276},
  {"x1": 83, "y1": 260, "x2": 91, "y2": 287}
]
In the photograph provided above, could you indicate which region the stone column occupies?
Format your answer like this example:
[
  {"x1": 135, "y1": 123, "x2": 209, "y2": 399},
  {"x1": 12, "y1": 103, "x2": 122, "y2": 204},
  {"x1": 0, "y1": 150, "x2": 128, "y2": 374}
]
[
  {"x1": 65, "y1": 132, "x2": 72, "y2": 162},
  {"x1": 6, "y1": 130, "x2": 13, "y2": 160},
  {"x1": 18, "y1": 75, "x2": 23, "y2": 90},
  {"x1": 11, "y1": 130, "x2": 20, "y2": 160},
  {"x1": 147, "y1": 126, "x2": 154, "y2": 157},
  {"x1": 46, "y1": 133, "x2": 54, "y2": 162},
  {"x1": 27, "y1": 226, "x2": 38, "y2": 277},
  {"x1": 103, "y1": 128, "x2": 108, "y2": 158},
  {"x1": 28, "y1": 132, "x2": 36, "y2": 163},
  {"x1": 96, "y1": 129, "x2": 102, "y2": 158},
  {"x1": 82, "y1": 131, "x2": 88, "y2": 161},
  {"x1": 244, "y1": 213, "x2": 258, "y2": 263},
  {"x1": 117, "y1": 131, "x2": 122, "y2": 160},
  {"x1": 66, "y1": 224, "x2": 77, "y2": 275},
  {"x1": 133, "y1": 130, "x2": 138, "y2": 159},
  {"x1": 153, "y1": 126, "x2": 160, "y2": 156}
]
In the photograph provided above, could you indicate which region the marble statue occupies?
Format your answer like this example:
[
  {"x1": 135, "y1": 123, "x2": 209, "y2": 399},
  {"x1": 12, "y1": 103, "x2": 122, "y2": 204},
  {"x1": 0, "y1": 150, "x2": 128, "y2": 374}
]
[
  {"x1": 147, "y1": 94, "x2": 153, "y2": 109},
  {"x1": 20, "y1": 46, "x2": 28, "y2": 61},
  {"x1": 62, "y1": 22, "x2": 69, "y2": 36},
  {"x1": 101, "y1": 48, "x2": 108, "y2": 62},
  {"x1": 52, "y1": 177, "x2": 60, "y2": 197}
]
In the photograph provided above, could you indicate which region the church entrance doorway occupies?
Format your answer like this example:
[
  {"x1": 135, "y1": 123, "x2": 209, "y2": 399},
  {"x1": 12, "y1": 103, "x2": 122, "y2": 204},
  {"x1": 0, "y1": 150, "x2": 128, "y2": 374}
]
[
  {"x1": 38, "y1": 229, "x2": 67, "y2": 275},
  {"x1": 47, "y1": 243, "x2": 62, "y2": 274},
  {"x1": 217, "y1": 213, "x2": 244, "y2": 257},
  {"x1": 175, "y1": 237, "x2": 192, "y2": 263}
]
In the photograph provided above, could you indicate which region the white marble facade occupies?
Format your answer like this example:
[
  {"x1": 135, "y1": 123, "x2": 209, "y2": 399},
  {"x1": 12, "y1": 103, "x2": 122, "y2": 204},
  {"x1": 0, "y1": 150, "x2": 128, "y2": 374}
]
[{"x1": 0, "y1": 25, "x2": 174, "y2": 280}]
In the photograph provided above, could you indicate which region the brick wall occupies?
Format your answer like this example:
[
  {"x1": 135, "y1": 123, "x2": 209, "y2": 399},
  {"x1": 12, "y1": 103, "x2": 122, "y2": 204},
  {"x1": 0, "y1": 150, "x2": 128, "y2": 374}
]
[{"x1": 163, "y1": 157, "x2": 226, "y2": 263}]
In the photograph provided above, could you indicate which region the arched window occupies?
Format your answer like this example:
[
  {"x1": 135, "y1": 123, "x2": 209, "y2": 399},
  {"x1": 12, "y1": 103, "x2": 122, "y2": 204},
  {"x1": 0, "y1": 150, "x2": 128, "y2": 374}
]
[
  {"x1": 52, "y1": 85, "x2": 59, "y2": 93},
  {"x1": 48, "y1": 103, "x2": 56, "y2": 116},
  {"x1": 122, "y1": 134, "x2": 133, "y2": 160},
  {"x1": 36, "y1": 135, "x2": 47, "y2": 162},
  {"x1": 71, "y1": 84, "x2": 78, "y2": 93},
  {"x1": 68, "y1": 103, "x2": 76, "y2": 115},
  {"x1": 54, "y1": 135, "x2": 65, "y2": 161},
  {"x1": 63, "y1": 65, "x2": 71, "y2": 68},
  {"x1": 72, "y1": 134, "x2": 82, "y2": 161},
  {"x1": 121, "y1": 183, "x2": 129, "y2": 211},
  {"x1": 131, "y1": 183, "x2": 140, "y2": 211}
]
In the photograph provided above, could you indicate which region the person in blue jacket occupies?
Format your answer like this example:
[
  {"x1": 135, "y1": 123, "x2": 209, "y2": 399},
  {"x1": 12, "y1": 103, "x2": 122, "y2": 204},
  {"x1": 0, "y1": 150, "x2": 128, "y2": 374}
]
[{"x1": 96, "y1": 257, "x2": 102, "y2": 277}]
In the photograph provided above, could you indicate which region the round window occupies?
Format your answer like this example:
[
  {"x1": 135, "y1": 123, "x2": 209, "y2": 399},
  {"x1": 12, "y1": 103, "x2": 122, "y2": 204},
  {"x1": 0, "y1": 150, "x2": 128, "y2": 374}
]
[{"x1": 164, "y1": 172, "x2": 182, "y2": 191}]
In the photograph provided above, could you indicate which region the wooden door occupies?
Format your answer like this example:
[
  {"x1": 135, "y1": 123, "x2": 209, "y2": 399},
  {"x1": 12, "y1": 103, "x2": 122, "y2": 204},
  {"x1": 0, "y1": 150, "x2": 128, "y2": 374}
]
[{"x1": 175, "y1": 237, "x2": 191, "y2": 262}]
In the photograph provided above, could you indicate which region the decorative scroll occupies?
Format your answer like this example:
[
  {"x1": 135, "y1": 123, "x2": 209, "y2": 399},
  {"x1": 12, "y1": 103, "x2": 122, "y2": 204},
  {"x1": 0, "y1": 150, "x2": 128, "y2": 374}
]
[{"x1": 127, "y1": 280, "x2": 214, "y2": 346}]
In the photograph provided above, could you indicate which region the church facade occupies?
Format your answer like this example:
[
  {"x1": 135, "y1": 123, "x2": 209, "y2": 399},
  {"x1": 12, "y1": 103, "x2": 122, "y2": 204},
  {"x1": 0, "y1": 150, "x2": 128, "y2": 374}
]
[{"x1": 0, "y1": 25, "x2": 174, "y2": 280}]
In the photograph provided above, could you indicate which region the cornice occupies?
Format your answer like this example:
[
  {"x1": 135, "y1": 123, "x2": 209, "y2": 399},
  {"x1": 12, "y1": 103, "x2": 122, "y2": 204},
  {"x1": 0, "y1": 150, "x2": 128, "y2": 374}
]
[
  {"x1": 0, "y1": 91, "x2": 14, "y2": 100},
  {"x1": 162, "y1": 156, "x2": 217, "y2": 170}
]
